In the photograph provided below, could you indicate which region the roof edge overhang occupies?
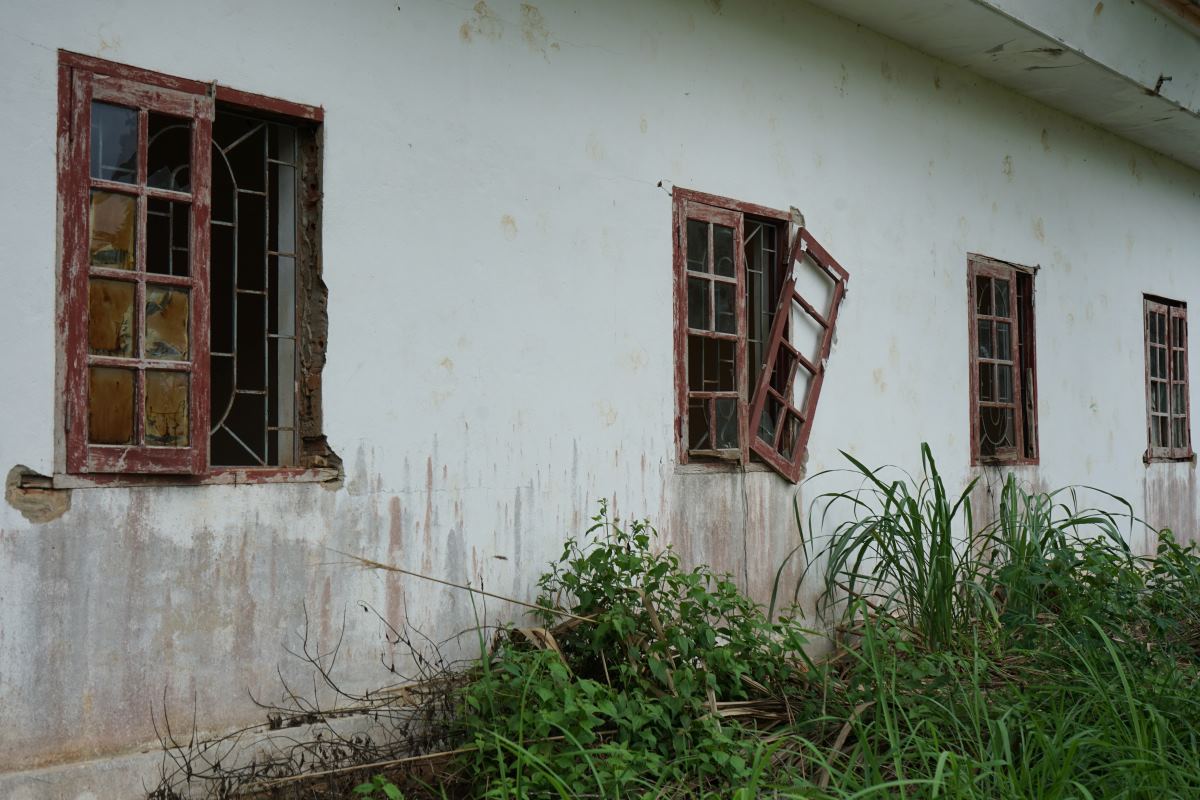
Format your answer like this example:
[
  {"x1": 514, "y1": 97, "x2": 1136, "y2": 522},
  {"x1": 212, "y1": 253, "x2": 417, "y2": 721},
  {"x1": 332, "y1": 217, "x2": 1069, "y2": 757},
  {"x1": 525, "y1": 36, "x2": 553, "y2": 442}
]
[{"x1": 805, "y1": 0, "x2": 1200, "y2": 172}]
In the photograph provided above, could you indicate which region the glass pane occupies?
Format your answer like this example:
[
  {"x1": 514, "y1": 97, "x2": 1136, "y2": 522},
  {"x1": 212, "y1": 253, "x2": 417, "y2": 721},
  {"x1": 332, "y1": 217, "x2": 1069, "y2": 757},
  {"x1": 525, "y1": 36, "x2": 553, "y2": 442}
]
[
  {"x1": 975, "y1": 276, "x2": 992, "y2": 316},
  {"x1": 1151, "y1": 381, "x2": 1166, "y2": 413},
  {"x1": 686, "y1": 220, "x2": 708, "y2": 273},
  {"x1": 145, "y1": 371, "x2": 189, "y2": 447},
  {"x1": 145, "y1": 287, "x2": 190, "y2": 360},
  {"x1": 1160, "y1": 348, "x2": 1169, "y2": 380},
  {"x1": 688, "y1": 399, "x2": 710, "y2": 451},
  {"x1": 979, "y1": 407, "x2": 1015, "y2": 457},
  {"x1": 89, "y1": 191, "x2": 136, "y2": 269},
  {"x1": 979, "y1": 363, "x2": 995, "y2": 402},
  {"x1": 90, "y1": 102, "x2": 137, "y2": 183},
  {"x1": 715, "y1": 398, "x2": 738, "y2": 449},
  {"x1": 778, "y1": 412, "x2": 802, "y2": 460},
  {"x1": 994, "y1": 279, "x2": 1010, "y2": 317},
  {"x1": 88, "y1": 367, "x2": 134, "y2": 444},
  {"x1": 1174, "y1": 383, "x2": 1186, "y2": 416},
  {"x1": 147, "y1": 198, "x2": 190, "y2": 276},
  {"x1": 87, "y1": 279, "x2": 134, "y2": 357},
  {"x1": 1173, "y1": 418, "x2": 1187, "y2": 449},
  {"x1": 1172, "y1": 316, "x2": 1185, "y2": 346},
  {"x1": 688, "y1": 278, "x2": 710, "y2": 330},
  {"x1": 1152, "y1": 416, "x2": 1168, "y2": 448},
  {"x1": 147, "y1": 113, "x2": 192, "y2": 191},
  {"x1": 1173, "y1": 351, "x2": 1185, "y2": 380},
  {"x1": 688, "y1": 335, "x2": 735, "y2": 391},
  {"x1": 269, "y1": 256, "x2": 296, "y2": 337},
  {"x1": 997, "y1": 365, "x2": 1012, "y2": 402},
  {"x1": 714, "y1": 282, "x2": 736, "y2": 334},
  {"x1": 1150, "y1": 346, "x2": 1165, "y2": 380},
  {"x1": 977, "y1": 320, "x2": 993, "y2": 358},
  {"x1": 713, "y1": 225, "x2": 735, "y2": 278},
  {"x1": 995, "y1": 322, "x2": 1011, "y2": 360},
  {"x1": 758, "y1": 392, "x2": 782, "y2": 445},
  {"x1": 268, "y1": 162, "x2": 296, "y2": 254}
]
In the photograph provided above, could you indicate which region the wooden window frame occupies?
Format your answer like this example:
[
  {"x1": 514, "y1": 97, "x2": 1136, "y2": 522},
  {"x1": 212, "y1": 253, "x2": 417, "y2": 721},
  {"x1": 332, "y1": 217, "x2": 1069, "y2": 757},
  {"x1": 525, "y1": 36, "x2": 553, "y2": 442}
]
[
  {"x1": 672, "y1": 187, "x2": 849, "y2": 482},
  {"x1": 56, "y1": 51, "x2": 328, "y2": 483},
  {"x1": 967, "y1": 254, "x2": 1039, "y2": 466},
  {"x1": 1143, "y1": 295, "x2": 1192, "y2": 462}
]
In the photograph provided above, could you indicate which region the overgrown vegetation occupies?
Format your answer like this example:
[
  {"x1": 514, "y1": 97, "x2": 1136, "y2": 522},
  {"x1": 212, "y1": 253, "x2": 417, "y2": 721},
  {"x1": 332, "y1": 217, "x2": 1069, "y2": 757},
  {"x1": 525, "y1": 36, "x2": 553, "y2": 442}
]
[{"x1": 156, "y1": 445, "x2": 1200, "y2": 799}]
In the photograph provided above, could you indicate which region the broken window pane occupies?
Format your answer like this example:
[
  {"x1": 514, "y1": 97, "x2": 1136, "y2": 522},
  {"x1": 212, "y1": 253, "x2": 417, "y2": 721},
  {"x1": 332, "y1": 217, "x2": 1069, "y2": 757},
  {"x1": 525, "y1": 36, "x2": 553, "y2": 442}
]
[
  {"x1": 88, "y1": 367, "x2": 134, "y2": 444},
  {"x1": 1173, "y1": 418, "x2": 1187, "y2": 449},
  {"x1": 687, "y1": 335, "x2": 736, "y2": 392},
  {"x1": 88, "y1": 278, "x2": 134, "y2": 358},
  {"x1": 147, "y1": 113, "x2": 192, "y2": 191},
  {"x1": 90, "y1": 102, "x2": 138, "y2": 183},
  {"x1": 145, "y1": 370, "x2": 189, "y2": 446},
  {"x1": 715, "y1": 398, "x2": 738, "y2": 449},
  {"x1": 89, "y1": 191, "x2": 136, "y2": 269},
  {"x1": 145, "y1": 287, "x2": 190, "y2": 360},
  {"x1": 147, "y1": 198, "x2": 190, "y2": 276}
]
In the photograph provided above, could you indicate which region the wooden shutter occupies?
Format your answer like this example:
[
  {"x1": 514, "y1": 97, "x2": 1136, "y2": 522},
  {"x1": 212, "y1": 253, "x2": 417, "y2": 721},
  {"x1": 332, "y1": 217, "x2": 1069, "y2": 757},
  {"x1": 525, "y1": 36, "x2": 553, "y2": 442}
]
[{"x1": 747, "y1": 228, "x2": 849, "y2": 482}]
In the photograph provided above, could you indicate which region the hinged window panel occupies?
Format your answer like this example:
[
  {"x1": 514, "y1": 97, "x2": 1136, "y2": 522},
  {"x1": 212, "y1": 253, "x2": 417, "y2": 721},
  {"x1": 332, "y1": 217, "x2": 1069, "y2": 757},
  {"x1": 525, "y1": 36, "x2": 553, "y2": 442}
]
[
  {"x1": 62, "y1": 69, "x2": 213, "y2": 474},
  {"x1": 679, "y1": 200, "x2": 748, "y2": 462},
  {"x1": 1144, "y1": 297, "x2": 1191, "y2": 461},
  {"x1": 967, "y1": 255, "x2": 1038, "y2": 466},
  {"x1": 747, "y1": 228, "x2": 849, "y2": 482}
]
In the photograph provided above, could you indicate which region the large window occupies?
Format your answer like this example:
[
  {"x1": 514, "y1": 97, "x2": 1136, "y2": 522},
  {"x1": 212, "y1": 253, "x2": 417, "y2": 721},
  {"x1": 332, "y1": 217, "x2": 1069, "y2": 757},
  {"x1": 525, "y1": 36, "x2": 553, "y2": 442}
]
[
  {"x1": 672, "y1": 188, "x2": 849, "y2": 482},
  {"x1": 967, "y1": 255, "x2": 1038, "y2": 465},
  {"x1": 1144, "y1": 296, "x2": 1191, "y2": 461},
  {"x1": 57, "y1": 52, "x2": 333, "y2": 478}
]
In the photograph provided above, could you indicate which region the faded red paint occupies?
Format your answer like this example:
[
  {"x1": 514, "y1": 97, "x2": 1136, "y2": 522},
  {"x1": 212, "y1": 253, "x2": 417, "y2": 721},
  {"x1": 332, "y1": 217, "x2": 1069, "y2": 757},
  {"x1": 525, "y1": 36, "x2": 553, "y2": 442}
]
[{"x1": 748, "y1": 228, "x2": 849, "y2": 483}]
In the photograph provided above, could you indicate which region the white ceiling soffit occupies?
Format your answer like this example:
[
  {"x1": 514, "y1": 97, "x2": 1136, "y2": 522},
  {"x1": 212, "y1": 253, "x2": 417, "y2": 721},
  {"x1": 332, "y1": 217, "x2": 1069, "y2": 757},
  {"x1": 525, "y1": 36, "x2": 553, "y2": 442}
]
[{"x1": 805, "y1": 0, "x2": 1200, "y2": 172}]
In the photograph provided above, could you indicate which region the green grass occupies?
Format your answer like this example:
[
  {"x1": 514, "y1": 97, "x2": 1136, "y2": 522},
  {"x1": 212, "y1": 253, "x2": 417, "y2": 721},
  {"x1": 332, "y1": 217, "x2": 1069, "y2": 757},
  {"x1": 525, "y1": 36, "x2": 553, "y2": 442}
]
[{"x1": 356, "y1": 447, "x2": 1200, "y2": 800}]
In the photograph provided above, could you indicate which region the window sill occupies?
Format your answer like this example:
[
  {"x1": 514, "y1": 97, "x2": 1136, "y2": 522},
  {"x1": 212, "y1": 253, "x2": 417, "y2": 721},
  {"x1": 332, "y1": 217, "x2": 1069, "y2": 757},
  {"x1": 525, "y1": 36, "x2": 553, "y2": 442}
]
[
  {"x1": 44, "y1": 467, "x2": 341, "y2": 490},
  {"x1": 971, "y1": 458, "x2": 1040, "y2": 468},
  {"x1": 675, "y1": 461, "x2": 779, "y2": 475},
  {"x1": 1144, "y1": 452, "x2": 1196, "y2": 465}
]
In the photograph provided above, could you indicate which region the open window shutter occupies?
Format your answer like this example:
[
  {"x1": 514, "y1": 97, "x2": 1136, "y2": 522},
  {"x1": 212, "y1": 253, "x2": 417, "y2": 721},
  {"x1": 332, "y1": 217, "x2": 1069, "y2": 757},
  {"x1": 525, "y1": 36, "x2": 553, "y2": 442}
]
[
  {"x1": 748, "y1": 228, "x2": 849, "y2": 482},
  {"x1": 64, "y1": 71, "x2": 213, "y2": 474}
]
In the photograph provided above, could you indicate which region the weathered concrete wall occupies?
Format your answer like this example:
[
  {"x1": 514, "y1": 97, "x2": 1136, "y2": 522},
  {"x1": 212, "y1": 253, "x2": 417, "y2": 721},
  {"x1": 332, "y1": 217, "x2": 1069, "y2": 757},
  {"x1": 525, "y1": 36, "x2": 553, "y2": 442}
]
[{"x1": 2, "y1": 0, "x2": 1200, "y2": 793}]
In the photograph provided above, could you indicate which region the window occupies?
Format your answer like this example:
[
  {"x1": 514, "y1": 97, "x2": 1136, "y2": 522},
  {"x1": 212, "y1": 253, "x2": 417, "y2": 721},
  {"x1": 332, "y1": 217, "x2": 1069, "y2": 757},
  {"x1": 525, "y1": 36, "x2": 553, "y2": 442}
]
[
  {"x1": 1144, "y1": 296, "x2": 1191, "y2": 461},
  {"x1": 672, "y1": 188, "x2": 849, "y2": 482},
  {"x1": 967, "y1": 255, "x2": 1038, "y2": 465},
  {"x1": 57, "y1": 52, "x2": 334, "y2": 478}
]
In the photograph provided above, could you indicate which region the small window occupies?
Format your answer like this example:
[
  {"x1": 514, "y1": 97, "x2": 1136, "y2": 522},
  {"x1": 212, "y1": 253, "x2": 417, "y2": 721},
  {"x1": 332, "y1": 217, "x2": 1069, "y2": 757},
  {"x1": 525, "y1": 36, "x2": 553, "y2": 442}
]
[
  {"x1": 673, "y1": 188, "x2": 849, "y2": 482},
  {"x1": 968, "y1": 255, "x2": 1038, "y2": 465},
  {"x1": 58, "y1": 53, "x2": 334, "y2": 476},
  {"x1": 1144, "y1": 296, "x2": 1191, "y2": 461}
]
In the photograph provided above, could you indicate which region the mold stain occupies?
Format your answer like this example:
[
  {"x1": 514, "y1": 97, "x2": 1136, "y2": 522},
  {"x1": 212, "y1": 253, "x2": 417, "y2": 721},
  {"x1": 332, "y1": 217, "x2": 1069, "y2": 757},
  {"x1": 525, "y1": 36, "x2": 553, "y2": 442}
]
[
  {"x1": 1002, "y1": 154, "x2": 1014, "y2": 180},
  {"x1": 520, "y1": 4, "x2": 559, "y2": 58},
  {"x1": 1033, "y1": 217, "x2": 1045, "y2": 242},
  {"x1": 500, "y1": 214, "x2": 518, "y2": 240},
  {"x1": 459, "y1": 0, "x2": 502, "y2": 44}
]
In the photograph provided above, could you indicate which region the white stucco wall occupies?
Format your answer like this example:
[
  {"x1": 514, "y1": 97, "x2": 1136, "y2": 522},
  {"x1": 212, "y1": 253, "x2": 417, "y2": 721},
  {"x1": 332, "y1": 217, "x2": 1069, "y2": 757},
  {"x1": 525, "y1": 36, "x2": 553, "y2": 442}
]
[{"x1": 2, "y1": 0, "x2": 1200, "y2": 793}]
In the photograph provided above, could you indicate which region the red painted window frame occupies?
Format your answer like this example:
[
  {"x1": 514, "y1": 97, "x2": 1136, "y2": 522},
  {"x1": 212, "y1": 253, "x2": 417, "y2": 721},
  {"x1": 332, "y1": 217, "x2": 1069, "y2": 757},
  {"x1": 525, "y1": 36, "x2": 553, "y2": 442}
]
[
  {"x1": 56, "y1": 51, "x2": 323, "y2": 479},
  {"x1": 747, "y1": 229, "x2": 849, "y2": 483},
  {"x1": 1143, "y1": 296, "x2": 1192, "y2": 462},
  {"x1": 672, "y1": 187, "x2": 849, "y2": 482},
  {"x1": 967, "y1": 254, "x2": 1039, "y2": 466}
]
